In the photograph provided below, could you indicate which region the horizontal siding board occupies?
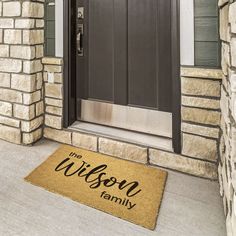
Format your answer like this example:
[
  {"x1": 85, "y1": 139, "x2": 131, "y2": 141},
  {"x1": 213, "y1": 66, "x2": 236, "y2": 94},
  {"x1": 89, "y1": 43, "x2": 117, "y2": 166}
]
[
  {"x1": 195, "y1": 17, "x2": 218, "y2": 41},
  {"x1": 46, "y1": 6, "x2": 55, "y2": 20},
  {"x1": 194, "y1": 0, "x2": 218, "y2": 17},
  {"x1": 195, "y1": 41, "x2": 220, "y2": 67},
  {"x1": 46, "y1": 21, "x2": 55, "y2": 38},
  {"x1": 46, "y1": 38, "x2": 55, "y2": 56},
  {"x1": 45, "y1": 0, "x2": 55, "y2": 56},
  {"x1": 194, "y1": 0, "x2": 220, "y2": 67}
]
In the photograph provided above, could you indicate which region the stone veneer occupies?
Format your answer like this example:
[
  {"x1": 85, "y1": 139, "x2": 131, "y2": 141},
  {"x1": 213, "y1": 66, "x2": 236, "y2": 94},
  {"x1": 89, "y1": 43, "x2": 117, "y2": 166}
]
[
  {"x1": 0, "y1": 0, "x2": 223, "y2": 181},
  {"x1": 42, "y1": 57, "x2": 221, "y2": 180},
  {"x1": 0, "y1": 0, "x2": 44, "y2": 145},
  {"x1": 218, "y1": 0, "x2": 236, "y2": 235},
  {"x1": 0, "y1": 1, "x2": 235, "y2": 234}
]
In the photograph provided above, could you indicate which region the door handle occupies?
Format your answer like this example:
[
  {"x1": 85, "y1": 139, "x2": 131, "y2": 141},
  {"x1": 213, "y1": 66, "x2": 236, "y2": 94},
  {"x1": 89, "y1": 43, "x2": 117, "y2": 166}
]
[{"x1": 77, "y1": 24, "x2": 83, "y2": 56}]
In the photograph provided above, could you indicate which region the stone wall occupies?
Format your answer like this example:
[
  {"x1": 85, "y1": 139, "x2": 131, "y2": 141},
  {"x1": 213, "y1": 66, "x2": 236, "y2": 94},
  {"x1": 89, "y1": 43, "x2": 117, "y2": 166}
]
[
  {"x1": 218, "y1": 0, "x2": 236, "y2": 235},
  {"x1": 0, "y1": 0, "x2": 44, "y2": 145},
  {"x1": 42, "y1": 58, "x2": 221, "y2": 180},
  {"x1": 150, "y1": 67, "x2": 222, "y2": 180},
  {"x1": 0, "y1": 1, "x2": 227, "y2": 182}
]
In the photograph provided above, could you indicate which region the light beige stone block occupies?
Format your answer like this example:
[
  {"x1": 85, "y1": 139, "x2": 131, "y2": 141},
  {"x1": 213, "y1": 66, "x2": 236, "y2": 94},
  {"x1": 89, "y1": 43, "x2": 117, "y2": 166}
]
[
  {"x1": 221, "y1": 42, "x2": 230, "y2": 75},
  {"x1": 0, "y1": 101, "x2": 12, "y2": 117},
  {"x1": 0, "y1": 59, "x2": 22, "y2": 73},
  {"x1": 23, "y1": 60, "x2": 42, "y2": 73},
  {"x1": 229, "y1": 2, "x2": 236, "y2": 33},
  {"x1": 44, "y1": 127, "x2": 72, "y2": 145},
  {"x1": 231, "y1": 38, "x2": 236, "y2": 67},
  {"x1": 181, "y1": 67, "x2": 223, "y2": 80},
  {"x1": 44, "y1": 65, "x2": 62, "y2": 73},
  {"x1": 220, "y1": 4, "x2": 230, "y2": 42},
  {"x1": 0, "y1": 29, "x2": 2, "y2": 43},
  {"x1": 181, "y1": 77, "x2": 221, "y2": 97},
  {"x1": 45, "y1": 98, "x2": 62, "y2": 107},
  {"x1": 182, "y1": 96, "x2": 220, "y2": 110},
  {"x1": 0, "y1": 124, "x2": 21, "y2": 144},
  {"x1": 149, "y1": 149, "x2": 217, "y2": 179},
  {"x1": 14, "y1": 104, "x2": 35, "y2": 120},
  {"x1": 23, "y1": 128, "x2": 42, "y2": 145},
  {"x1": 35, "y1": 101, "x2": 44, "y2": 116},
  {"x1": 42, "y1": 57, "x2": 63, "y2": 65},
  {"x1": 0, "y1": 116, "x2": 20, "y2": 128},
  {"x1": 218, "y1": 0, "x2": 229, "y2": 7},
  {"x1": 22, "y1": 2, "x2": 44, "y2": 18},
  {"x1": 36, "y1": 19, "x2": 44, "y2": 28},
  {"x1": 21, "y1": 117, "x2": 43, "y2": 132},
  {"x1": 0, "y1": 18, "x2": 14, "y2": 28},
  {"x1": 72, "y1": 132, "x2": 97, "y2": 151},
  {"x1": 23, "y1": 30, "x2": 44, "y2": 45},
  {"x1": 3, "y1": 1, "x2": 21, "y2": 16},
  {"x1": 182, "y1": 134, "x2": 218, "y2": 162},
  {"x1": 23, "y1": 91, "x2": 41, "y2": 105},
  {"x1": 0, "y1": 88, "x2": 22, "y2": 103},
  {"x1": 15, "y1": 19, "x2": 35, "y2": 29},
  {"x1": 4, "y1": 30, "x2": 21, "y2": 44},
  {"x1": 45, "y1": 114, "x2": 62, "y2": 129},
  {"x1": 0, "y1": 73, "x2": 10, "y2": 87},
  {"x1": 182, "y1": 107, "x2": 221, "y2": 126},
  {"x1": 10, "y1": 46, "x2": 35, "y2": 60},
  {"x1": 36, "y1": 45, "x2": 44, "y2": 58},
  {"x1": 0, "y1": 45, "x2": 9, "y2": 57},
  {"x1": 36, "y1": 73, "x2": 43, "y2": 90},
  {"x1": 45, "y1": 83, "x2": 63, "y2": 99},
  {"x1": 181, "y1": 123, "x2": 219, "y2": 139},
  {"x1": 99, "y1": 138, "x2": 147, "y2": 164},
  {"x1": 46, "y1": 106, "x2": 62, "y2": 116},
  {"x1": 11, "y1": 74, "x2": 36, "y2": 92}
]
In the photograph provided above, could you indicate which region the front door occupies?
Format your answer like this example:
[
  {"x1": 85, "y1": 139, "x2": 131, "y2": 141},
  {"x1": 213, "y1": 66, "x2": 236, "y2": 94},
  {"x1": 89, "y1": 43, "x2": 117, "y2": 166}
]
[{"x1": 75, "y1": 0, "x2": 173, "y2": 138}]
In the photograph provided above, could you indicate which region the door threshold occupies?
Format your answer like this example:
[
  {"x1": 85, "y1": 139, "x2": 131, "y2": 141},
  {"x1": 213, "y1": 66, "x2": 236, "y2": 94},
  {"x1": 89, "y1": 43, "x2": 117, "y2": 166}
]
[{"x1": 69, "y1": 121, "x2": 173, "y2": 152}]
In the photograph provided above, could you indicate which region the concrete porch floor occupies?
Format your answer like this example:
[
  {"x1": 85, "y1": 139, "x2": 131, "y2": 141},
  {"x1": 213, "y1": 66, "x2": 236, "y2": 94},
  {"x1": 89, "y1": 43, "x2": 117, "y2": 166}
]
[{"x1": 0, "y1": 139, "x2": 226, "y2": 236}]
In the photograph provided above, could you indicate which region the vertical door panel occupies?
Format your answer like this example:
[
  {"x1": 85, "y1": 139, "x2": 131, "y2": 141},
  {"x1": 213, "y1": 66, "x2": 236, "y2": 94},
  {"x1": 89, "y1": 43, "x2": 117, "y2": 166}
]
[
  {"x1": 88, "y1": 0, "x2": 114, "y2": 102},
  {"x1": 158, "y1": 0, "x2": 172, "y2": 112},
  {"x1": 77, "y1": 0, "x2": 173, "y2": 112},
  {"x1": 128, "y1": 0, "x2": 158, "y2": 108},
  {"x1": 113, "y1": 0, "x2": 128, "y2": 105}
]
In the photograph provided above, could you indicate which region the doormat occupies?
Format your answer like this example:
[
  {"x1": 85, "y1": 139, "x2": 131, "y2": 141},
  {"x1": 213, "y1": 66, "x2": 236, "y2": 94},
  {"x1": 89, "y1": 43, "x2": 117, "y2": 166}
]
[{"x1": 25, "y1": 145, "x2": 167, "y2": 230}]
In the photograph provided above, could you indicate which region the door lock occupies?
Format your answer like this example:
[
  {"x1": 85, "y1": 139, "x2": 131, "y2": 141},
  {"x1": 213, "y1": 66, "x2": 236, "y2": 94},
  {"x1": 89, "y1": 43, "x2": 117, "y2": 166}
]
[
  {"x1": 77, "y1": 24, "x2": 84, "y2": 56},
  {"x1": 78, "y1": 7, "x2": 84, "y2": 19}
]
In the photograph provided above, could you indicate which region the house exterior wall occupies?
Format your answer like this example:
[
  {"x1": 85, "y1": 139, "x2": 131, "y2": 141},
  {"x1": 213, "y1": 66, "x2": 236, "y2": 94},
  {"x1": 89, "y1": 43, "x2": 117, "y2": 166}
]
[
  {"x1": 0, "y1": 0, "x2": 223, "y2": 180},
  {"x1": 42, "y1": 57, "x2": 221, "y2": 180},
  {"x1": 0, "y1": 0, "x2": 45, "y2": 145},
  {"x1": 218, "y1": 1, "x2": 236, "y2": 235}
]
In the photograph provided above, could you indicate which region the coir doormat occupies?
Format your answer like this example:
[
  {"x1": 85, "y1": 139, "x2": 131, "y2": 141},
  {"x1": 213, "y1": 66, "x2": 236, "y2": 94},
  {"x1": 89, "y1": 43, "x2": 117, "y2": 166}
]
[{"x1": 25, "y1": 145, "x2": 167, "y2": 230}]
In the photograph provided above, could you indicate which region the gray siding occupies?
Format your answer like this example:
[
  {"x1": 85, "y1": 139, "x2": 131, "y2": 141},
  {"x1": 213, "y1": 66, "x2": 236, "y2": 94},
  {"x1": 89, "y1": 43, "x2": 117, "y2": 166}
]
[
  {"x1": 194, "y1": 0, "x2": 220, "y2": 67},
  {"x1": 45, "y1": 0, "x2": 55, "y2": 56}
]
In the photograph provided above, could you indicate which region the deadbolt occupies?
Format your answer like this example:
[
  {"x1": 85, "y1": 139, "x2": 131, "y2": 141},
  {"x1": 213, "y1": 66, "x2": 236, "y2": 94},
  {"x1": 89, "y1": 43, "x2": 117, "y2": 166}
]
[{"x1": 78, "y1": 7, "x2": 84, "y2": 19}]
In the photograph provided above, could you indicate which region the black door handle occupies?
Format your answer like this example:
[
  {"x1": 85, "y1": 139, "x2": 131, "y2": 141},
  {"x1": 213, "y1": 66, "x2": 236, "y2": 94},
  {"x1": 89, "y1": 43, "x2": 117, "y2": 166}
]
[{"x1": 77, "y1": 24, "x2": 83, "y2": 56}]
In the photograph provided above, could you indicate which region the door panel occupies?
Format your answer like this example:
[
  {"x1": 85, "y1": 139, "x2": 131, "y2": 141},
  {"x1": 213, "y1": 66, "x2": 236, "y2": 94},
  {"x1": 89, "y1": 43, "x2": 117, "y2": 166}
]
[
  {"x1": 128, "y1": 0, "x2": 158, "y2": 108},
  {"x1": 88, "y1": 0, "x2": 114, "y2": 101},
  {"x1": 76, "y1": 0, "x2": 173, "y2": 137}
]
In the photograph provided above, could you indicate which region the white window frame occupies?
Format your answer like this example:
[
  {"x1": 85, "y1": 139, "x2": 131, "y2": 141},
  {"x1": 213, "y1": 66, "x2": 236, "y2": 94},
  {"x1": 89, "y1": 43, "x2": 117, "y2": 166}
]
[
  {"x1": 55, "y1": 0, "x2": 64, "y2": 57},
  {"x1": 180, "y1": 0, "x2": 194, "y2": 66}
]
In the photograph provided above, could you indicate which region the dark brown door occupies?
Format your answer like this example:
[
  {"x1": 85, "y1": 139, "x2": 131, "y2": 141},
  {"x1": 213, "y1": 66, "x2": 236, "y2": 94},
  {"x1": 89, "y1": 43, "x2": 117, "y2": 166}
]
[{"x1": 75, "y1": 0, "x2": 173, "y2": 137}]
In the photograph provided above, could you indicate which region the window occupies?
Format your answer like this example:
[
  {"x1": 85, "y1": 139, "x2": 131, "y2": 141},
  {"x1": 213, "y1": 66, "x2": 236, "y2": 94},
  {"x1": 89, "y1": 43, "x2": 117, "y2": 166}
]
[
  {"x1": 45, "y1": 0, "x2": 55, "y2": 56},
  {"x1": 180, "y1": 0, "x2": 220, "y2": 67},
  {"x1": 194, "y1": 0, "x2": 220, "y2": 67}
]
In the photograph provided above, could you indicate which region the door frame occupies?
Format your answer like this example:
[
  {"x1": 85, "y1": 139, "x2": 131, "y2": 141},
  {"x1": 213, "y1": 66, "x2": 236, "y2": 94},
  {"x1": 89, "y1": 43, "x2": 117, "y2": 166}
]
[{"x1": 63, "y1": 0, "x2": 181, "y2": 153}]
